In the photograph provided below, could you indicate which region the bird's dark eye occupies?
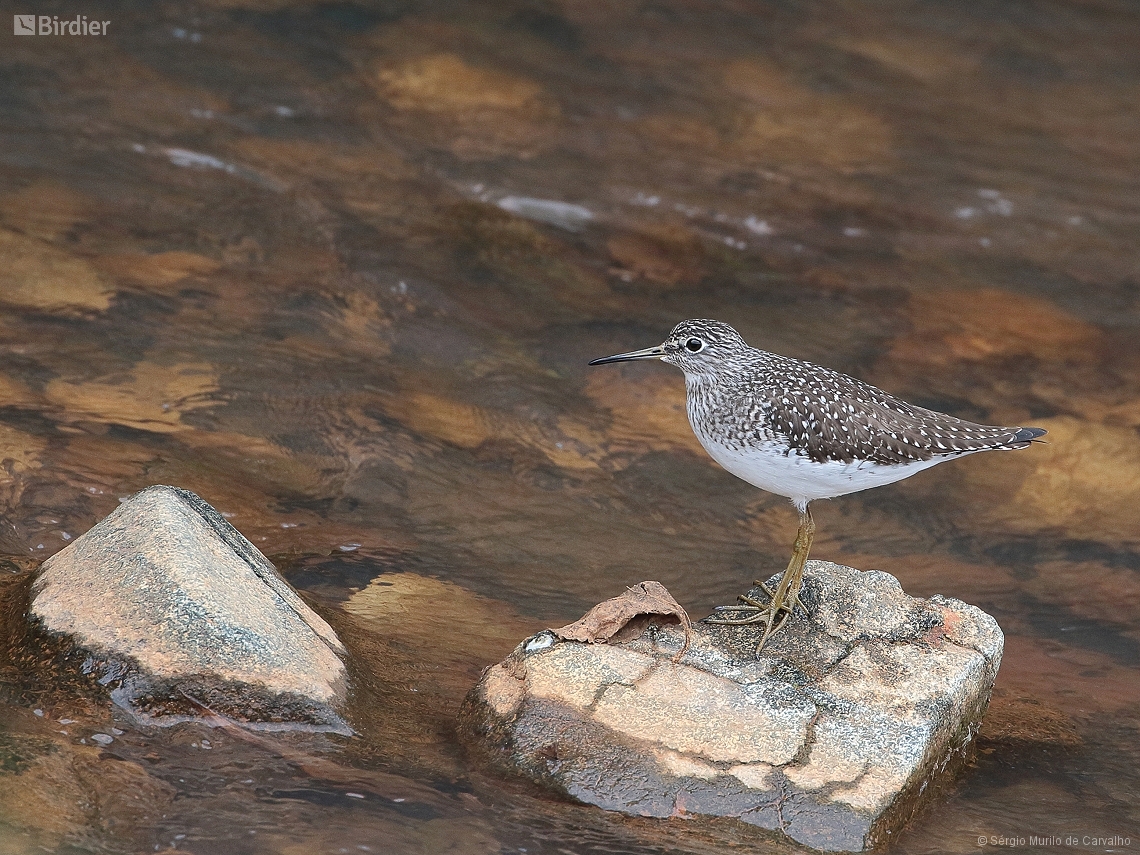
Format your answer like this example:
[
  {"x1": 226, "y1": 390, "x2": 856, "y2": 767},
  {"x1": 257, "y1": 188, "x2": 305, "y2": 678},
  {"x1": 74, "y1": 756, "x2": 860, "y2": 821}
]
[{"x1": 685, "y1": 338, "x2": 704, "y2": 353}]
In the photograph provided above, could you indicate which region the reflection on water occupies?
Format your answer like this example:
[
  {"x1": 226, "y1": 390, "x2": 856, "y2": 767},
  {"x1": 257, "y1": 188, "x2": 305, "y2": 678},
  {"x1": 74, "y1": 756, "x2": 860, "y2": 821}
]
[{"x1": 1, "y1": 0, "x2": 1139, "y2": 851}]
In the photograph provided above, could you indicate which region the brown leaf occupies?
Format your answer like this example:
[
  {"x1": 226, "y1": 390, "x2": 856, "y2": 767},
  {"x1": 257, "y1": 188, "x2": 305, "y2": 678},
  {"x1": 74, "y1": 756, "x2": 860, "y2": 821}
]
[{"x1": 552, "y1": 581, "x2": 691, "y2": 657}]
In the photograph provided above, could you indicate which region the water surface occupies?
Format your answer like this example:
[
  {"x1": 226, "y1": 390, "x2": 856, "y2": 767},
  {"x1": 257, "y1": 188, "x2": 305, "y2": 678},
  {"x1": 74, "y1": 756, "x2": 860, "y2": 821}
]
[{"x1": 1, "y1": 0, "x2": 1138, "y2": 852}]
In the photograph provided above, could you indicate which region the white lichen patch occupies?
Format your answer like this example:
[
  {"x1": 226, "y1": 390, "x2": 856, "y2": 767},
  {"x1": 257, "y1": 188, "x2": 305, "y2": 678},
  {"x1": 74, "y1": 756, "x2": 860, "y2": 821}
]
[
  {"x1": 654, "y1": 748, "x2": 721, "y2": 780},
  {"x1": 525, "y1": 643, "x2": 654, "y2": 710},
  {"x1": 830, "y1": 766, "x2": 911, "y2": 814},
  {"x1": 783, "y1": 715, "x2": 869, "y2": 791},
  {"x1": 728, "y1": 762, "x2": 774, "y2": 791},
  {"x1": 593, "y1": 666, "x2": 814, "y2": 765}
]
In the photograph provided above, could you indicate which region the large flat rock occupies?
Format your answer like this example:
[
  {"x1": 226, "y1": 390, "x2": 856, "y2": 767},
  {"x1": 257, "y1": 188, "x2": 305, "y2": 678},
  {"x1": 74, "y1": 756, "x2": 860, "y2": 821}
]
[
  {"x1": 461, "y1": 561, "x2": 1003, "y2": 852},
  {"x1": 30, "y1": 485, "x2": 348, "y2": 731}
]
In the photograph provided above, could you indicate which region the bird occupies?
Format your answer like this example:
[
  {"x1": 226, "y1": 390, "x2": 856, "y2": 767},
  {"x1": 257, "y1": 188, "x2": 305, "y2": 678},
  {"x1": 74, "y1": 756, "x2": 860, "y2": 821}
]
[{"x1": 589, "y1": 319, "x2": 1046, "y2": 650}]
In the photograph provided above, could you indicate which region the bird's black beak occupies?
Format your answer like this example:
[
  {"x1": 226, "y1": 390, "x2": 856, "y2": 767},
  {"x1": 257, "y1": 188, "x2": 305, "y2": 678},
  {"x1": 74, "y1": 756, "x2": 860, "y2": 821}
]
[{"x1": 588, "y1": 345, "x2": 666, "y2": 366}]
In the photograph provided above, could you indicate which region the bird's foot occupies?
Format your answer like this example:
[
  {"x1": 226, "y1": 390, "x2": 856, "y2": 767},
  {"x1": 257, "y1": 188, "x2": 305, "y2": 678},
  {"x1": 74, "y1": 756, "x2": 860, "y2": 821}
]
[
  {"x1": 705, "y1": 569, "x2": 808, "y2": 648},
  {"x1": 705, "y1": 505, "x2": 815, "y2": 650},
  {"x1": 755, "y1": 602, "x2": 794, "y2": 651},
  {"x1": 703, "y1": 606, "x2": 772, "y2": 626},
  {"x1": 703, "y1": 584, "x2": 801, "y2": 627},
  {"x1": 751, "y1": 580, "x2": 807, "y2": 613}
]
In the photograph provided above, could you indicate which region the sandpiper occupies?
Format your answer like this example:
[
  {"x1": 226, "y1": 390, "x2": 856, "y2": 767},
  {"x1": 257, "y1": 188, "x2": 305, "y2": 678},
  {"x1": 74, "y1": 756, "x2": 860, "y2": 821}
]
[{"x1": 590, "y1": 319, "x2": 1045, "y2": 649}]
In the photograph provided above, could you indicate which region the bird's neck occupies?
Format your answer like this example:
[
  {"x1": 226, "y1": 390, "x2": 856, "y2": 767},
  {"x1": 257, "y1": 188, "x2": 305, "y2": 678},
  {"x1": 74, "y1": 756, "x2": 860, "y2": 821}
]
[
  {"x1": 683, "y1": 372, "x2": 722, "y2": 420},
  {"x1": 683, "y1": 371, "x2": 717, "y2": 396}
]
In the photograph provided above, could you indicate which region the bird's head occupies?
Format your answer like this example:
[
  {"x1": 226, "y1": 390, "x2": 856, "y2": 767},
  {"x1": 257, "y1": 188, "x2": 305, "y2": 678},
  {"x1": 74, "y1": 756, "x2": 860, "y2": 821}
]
[{"x1": 589, "y1": 319, "x2": 748, "y2": 376}]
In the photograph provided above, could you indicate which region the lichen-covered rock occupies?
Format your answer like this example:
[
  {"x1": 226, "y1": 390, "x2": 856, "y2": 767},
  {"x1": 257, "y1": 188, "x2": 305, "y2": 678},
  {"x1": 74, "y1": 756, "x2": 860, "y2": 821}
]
[
  {"x1": 460, "y1": 561, "x2": 1003, "y2": 852},
  {"x1": 30, "y1": 485, "x2": 348, "y2": 732}
]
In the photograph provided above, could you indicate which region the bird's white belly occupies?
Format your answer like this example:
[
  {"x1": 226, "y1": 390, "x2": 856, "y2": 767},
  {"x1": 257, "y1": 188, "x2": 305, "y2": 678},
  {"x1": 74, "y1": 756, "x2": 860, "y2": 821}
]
[{"x1": 696, "y1": 435, "x2": 950, "y2": 505}]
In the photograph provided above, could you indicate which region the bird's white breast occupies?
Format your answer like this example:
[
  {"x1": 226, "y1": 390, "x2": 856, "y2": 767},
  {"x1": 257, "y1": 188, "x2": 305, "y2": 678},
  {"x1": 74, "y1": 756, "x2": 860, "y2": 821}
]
[{"x1": 691, "y1": 423, "x2": 951, "y2": 506}]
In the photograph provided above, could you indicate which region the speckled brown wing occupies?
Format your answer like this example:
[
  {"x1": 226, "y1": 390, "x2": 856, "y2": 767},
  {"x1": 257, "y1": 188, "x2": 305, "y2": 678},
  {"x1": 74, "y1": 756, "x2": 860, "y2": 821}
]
[{"x1": 756, "y1": 357, "x2": 1045, "y2": 466}]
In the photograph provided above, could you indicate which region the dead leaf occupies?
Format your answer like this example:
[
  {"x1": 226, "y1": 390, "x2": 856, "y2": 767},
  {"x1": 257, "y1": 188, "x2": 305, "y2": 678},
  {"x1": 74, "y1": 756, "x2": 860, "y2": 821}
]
[{"x1": 553, "y1": 581, "x2": 692, "y2": 657}]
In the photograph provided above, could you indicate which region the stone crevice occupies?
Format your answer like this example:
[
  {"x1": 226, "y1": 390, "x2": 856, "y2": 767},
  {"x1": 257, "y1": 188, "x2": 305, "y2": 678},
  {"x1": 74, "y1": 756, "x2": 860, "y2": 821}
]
[
  {"x1": 818, "y1": 761, "x2": 872, "y2": 800},
  {"x1": 772, "y1": 779, "x2": 793, "y2": 833},
  {"x1": 941, "y1": 635, "x2": 993, "y2": 659},
  {"x1": 787, "y1": 703, "x2": 824, "y2": 768},
  {"x1": 813, "y1": 639, "x2": 860, "y2": 675},
  {"x1": 587, "y1": 675, "x2": 638, "y2": 714}
]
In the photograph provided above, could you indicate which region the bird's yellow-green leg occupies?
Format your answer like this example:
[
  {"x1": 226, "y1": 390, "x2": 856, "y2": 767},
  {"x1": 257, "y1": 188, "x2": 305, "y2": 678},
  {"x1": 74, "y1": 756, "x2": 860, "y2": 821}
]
[
  {"x1": 756, "y1": 506, "x2": 814, "y2": 650},
  {"x1": 747, "y1": 579, "x2": 806, "y2": 614},
  {"x1": 706, "y1": 506, "x2": 814, "y2": 640}
]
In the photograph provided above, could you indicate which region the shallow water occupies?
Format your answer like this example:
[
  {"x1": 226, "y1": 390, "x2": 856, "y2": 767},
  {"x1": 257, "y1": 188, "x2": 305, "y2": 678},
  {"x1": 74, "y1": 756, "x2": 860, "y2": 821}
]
[{"x1": 1, "y1": 0, "x2": 1139, "y2": 852}]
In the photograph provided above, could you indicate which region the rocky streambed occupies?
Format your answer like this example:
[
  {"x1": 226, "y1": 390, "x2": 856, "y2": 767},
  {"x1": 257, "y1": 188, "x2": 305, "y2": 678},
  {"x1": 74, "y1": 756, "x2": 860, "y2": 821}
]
[{"x1": 15, "y1": 484, "x2": 1004, "y2": 852}]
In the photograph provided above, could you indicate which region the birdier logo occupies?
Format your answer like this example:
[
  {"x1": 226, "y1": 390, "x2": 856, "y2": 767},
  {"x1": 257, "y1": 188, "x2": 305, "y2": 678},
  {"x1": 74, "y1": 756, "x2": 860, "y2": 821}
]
[{"x1": 13, "y1": 14, "x2": 110, "y2": 35}]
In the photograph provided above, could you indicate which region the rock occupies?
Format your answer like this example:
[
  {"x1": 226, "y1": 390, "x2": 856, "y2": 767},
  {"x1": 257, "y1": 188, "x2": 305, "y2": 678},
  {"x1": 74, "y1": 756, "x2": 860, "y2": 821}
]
[
  {"x1": 0, "y1": 228, "x2": 113, "y2": 313},
  {"x1": 372, "y1": 53, "x2": 558, "y2": 160},
  {"x1": 44, "y1": 361, "x2": 219, "y2": 435},
  {"x1": 30, "y1": 485, "x2": 348, "y2": 732},
  {"x1": 721, "y1": 59, "x2": 891, "y2": 169},
  {"x1": 606, "y1": 224, "x2": 705, "y2": 287},
  {"x1": 460, "y1": 561, "x2": 1003, "y2": 853}
]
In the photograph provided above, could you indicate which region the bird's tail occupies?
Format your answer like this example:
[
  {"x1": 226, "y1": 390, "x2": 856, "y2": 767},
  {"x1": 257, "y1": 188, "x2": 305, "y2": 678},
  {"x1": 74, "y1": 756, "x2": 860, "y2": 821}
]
[{"x1": 1009, "y1": 426, "x2": 1047, "y2": 446}]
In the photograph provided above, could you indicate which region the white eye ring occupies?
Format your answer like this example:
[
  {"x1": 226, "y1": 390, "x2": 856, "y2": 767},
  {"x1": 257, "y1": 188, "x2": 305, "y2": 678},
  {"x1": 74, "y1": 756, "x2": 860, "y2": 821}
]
[{"x1": 685, "y1": 338, "x2": 704, "y2": 353}]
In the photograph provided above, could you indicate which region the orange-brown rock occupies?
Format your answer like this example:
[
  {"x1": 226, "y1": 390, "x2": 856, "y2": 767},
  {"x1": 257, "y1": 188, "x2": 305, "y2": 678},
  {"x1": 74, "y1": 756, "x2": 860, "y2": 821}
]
[
  {"x1": 889, "y1": 288, "x2": 1098, "y2": 368},
  {"x1": 30, "y1": 486, "x2": 348, "y2": 731},
  {"x1": 462, "y1": 562, "x2": 1002, "y2": 852}
]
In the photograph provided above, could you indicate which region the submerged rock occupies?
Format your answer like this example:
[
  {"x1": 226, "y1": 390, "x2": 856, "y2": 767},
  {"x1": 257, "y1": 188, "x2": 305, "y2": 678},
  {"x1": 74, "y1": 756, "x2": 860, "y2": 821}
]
[
  {"x1": 461, "y1": 561, "x2": 1003, "y2": 852},
  {"x1": 30, "y1": 485, "x2": 348, "y2": 732}
]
